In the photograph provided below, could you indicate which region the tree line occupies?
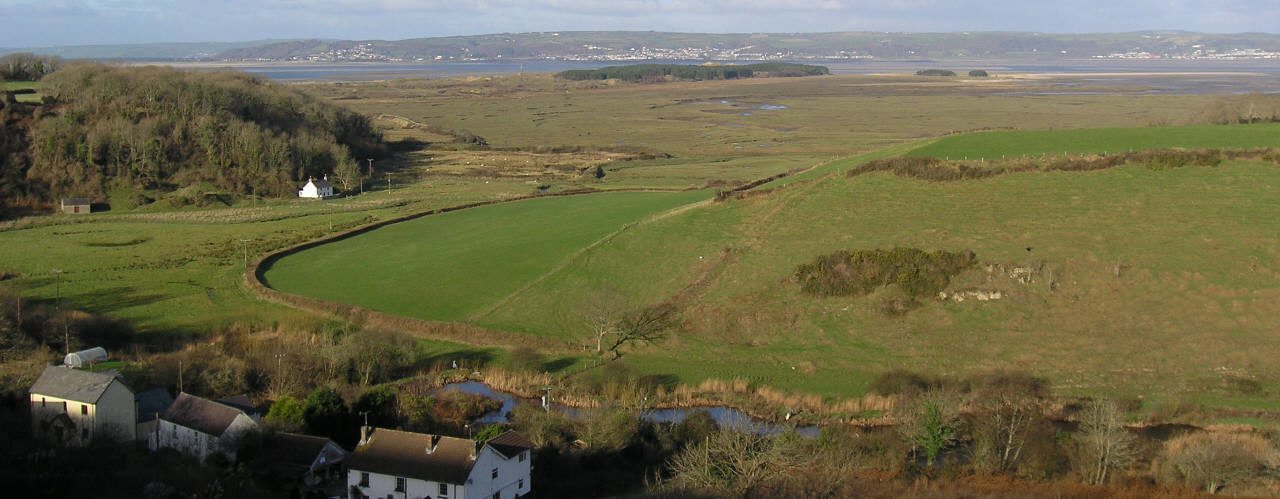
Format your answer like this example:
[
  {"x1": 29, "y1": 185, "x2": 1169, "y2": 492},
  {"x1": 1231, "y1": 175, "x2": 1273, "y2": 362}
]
[
  {"x1": 556, "y1": 62, "x2": 829, "y2": 82},
  {"x1": 0, "y1": 52, "x2": 63, "y2": 81},
  {"x1": 3, "y1": 63, "x2": 385, "y2": 214}
]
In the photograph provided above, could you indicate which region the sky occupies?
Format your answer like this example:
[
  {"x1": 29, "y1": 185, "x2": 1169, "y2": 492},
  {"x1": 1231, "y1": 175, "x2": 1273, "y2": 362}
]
[{"x1": 1, "y1": 0, "x2": 1278, "y2": 47}]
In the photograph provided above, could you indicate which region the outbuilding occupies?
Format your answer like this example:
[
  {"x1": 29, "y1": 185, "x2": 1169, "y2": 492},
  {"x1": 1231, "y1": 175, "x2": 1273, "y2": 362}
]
[
  {"x1": 63, "y1": 347, "x2": 108, "y2": 368},
  {"x1": 60, "y1": 198, "x2": 91, "y2": 214}
]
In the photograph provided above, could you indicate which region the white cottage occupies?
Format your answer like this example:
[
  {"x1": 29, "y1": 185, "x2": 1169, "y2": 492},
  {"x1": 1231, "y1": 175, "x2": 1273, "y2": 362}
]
[
  {"x1": 152, "y1": 392, "x2": 258, "y2": 462},
  {"x1": 299, "y1": 176, "x2": 335, "y2": 199},
  {"x1": 347, "y1": 427, "x2": 533, "y2": 499},
  {"x1": 29, "y1": 365, "x2": 137, "y2": 445}
]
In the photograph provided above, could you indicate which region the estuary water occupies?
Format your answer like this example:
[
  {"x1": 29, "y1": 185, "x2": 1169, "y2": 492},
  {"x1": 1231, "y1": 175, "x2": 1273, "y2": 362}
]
[{"x1": 174, "y1": 58, "x2": 1280, "y2": 88}]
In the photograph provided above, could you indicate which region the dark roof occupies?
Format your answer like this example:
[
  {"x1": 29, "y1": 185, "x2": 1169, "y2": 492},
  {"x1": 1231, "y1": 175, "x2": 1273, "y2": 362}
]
[
  {"x1": 61, "y1": 198, "x2": 90, "y2": 206},
  {"x1": 486, "y1": 431, "x2": 534, "y2": 459},
  {"x1": 347, "y1": 428, "x2": 477, "y2": 485},
  {"x1": 262, "y1": 432, "x2": 346, "y2": 475},
  {"x1": 135, "y1": 388, "x2": 174, "y2": 423},
  {"x1": 306, "y1": 177, "x2": 332, "y2": 190},
  {"x1": 217, "y1": 394, "x2": 258, "y2": 416},
  {"x1": 161, "y1": 392, "x2": 251, "y2": 437},
  {"x1": 29, "y1": 365, "x2": 126, "y2": 404}
]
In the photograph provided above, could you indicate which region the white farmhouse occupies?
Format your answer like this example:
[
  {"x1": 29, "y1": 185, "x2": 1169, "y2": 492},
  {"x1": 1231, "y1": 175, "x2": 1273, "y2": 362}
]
[
  {"x1": 29, "y1": 365, "x2": 137, "y2": 445},
  {"x1": 151, "y1": 392, "x2": 259, "y2": 462},
  {"x1": 299, "y1": 175, "x2": 335, "y2": 199},
  {"x1": 347, "y1": 427, "x2": 533, "y2": 499}
]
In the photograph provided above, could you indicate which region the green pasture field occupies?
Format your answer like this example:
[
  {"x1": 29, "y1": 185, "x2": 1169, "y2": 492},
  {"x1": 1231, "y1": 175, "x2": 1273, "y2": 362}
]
[
  {"x1": 2, "y1": 80, "x2": 40, "y2": 103},
  {"x1": 4, "y1": 73, "x2": 1277, "y2": 415},
  {"x1": 481, "y1": 159, "x2": 1280, "y2": 406},
  {"x1": 0, "y1": 177, "x2": 536, "y2": 337},
  {"x1": 267, "y1": 120, "x2": 1280, "y2": 408},
  {"x1": 262, "y1": 190, "x2": 711, "y2": 322},
  {"x1": 908, "y1": 122, "x2": 1280, "y2": 159}
]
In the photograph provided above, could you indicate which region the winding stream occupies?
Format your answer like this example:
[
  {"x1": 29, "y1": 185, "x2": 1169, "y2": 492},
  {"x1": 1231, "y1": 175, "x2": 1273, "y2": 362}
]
[{"x1": 434, "y1": 381, "x2": 821, "y2": 437}]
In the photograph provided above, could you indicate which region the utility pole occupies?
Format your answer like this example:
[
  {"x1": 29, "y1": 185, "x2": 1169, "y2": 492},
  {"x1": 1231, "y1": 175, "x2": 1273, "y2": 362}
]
[
  {"x1": 52, "y1": 269, "x2": 61, "y2": 313},
  {"x1": 239, "y1": 239, "x2": 251, "y2": 268},
  {"x1": 52, "y1": 269, "x2": 65, "y2": 353},
  {"x1": 366, "y1": 158, "x2": 374, "y2": 176}
]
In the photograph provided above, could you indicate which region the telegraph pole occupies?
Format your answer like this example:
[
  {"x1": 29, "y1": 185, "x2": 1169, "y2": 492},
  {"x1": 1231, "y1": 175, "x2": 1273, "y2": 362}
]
[
  {"x1": 239, "y1": 239, "x2": 251, "y2": 268},
  {"x1": 366, "y1": 158, "x2": 374, "y2": 176}
]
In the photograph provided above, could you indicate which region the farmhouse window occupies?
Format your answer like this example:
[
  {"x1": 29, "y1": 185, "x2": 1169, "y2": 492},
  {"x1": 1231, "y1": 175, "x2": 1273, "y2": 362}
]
[
  {"x1": 395, "y1": 477, "x2": 406, "y2": 492},
  {"x1": 491, "y1": 468, "x2": 498, "y2": 479},
  {"x1": 518, "y1": 479, "x2": 524, "y2": 489},
  {"x1": 359, "y1": 472, "x2": 369, "y2": 487},
  {"x1": 439, "y1": 483, "x2": 448, "y2": 496},
  {"x1": 81, "y1": 404, "x2": 88, "y2": 415}
]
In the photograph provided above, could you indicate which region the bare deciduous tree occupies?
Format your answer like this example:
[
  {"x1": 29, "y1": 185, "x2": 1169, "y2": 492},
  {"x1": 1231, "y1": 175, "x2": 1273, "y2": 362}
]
[
  {"x1": 1075, "y1": 399, "x2": 1136, "y2": 485},
  {"x1": 1158, "y1": 431, "x2": 1277, "y2": 494},
  {"x1": 605, "y1": 303, "x2": 677, "y2": 360},
  {"x1": 970, "y1": 372, "x2": 1047, "y2": 473},
  {"x1": 578, "y1": 287, "x2": 630, "y2": 354},
  {"x1": 665, "y1": 429, "x2": 801, "y2": 498}
]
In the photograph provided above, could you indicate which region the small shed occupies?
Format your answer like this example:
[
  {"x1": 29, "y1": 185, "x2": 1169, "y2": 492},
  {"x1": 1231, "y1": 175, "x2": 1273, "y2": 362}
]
[
  {"x1": 64, "y1": 347, "x2": 108, "y2": 368},
  {"x1": 61, "y1": 198, "x2": 91, "y2": 214}
]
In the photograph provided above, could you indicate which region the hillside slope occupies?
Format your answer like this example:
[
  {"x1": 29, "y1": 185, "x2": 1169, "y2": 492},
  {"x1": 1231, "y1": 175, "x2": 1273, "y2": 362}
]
[{"x1": 5, "y1": 64, "x2": 385, "y2": 214}]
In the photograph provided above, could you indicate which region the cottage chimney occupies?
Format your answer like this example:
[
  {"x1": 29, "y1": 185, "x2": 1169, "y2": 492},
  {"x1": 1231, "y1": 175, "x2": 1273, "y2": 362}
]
[{"x1": 359, "y1": 425, "x2": 372, "y2": 446}]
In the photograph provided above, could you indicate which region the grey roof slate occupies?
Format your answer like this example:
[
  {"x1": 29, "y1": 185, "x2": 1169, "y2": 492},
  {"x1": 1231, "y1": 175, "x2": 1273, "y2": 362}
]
[
  {"x1": 161, "y1": 392, "x2": 251, "y2": 437},
  {"x1": 348, "y1": 428, "x2": 477, "y2": 485},
  {"x1": 29, "y1": 365, "x2": 126, "y2": 404},
  {"x1": 486, "y1": 430, "x2": 534, "y2": 459},
  {"x1": 135, "y1": 388, "x2": 174, "y2": 423}
]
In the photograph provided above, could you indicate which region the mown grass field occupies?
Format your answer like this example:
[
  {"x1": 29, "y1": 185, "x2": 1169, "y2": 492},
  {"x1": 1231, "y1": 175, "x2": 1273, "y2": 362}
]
[{"x1": 262, "y1": 190, "x2": 710, "y2": 322}]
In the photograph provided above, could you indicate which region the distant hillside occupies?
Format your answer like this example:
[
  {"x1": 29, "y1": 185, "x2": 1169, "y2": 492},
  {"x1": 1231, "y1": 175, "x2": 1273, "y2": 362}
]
[
  {"x1": 1, "y1": 40, "x2": 297, "y2": 61},
  {"x1": 213, "y1": 31, "x2": 1280, "y2": 63}
]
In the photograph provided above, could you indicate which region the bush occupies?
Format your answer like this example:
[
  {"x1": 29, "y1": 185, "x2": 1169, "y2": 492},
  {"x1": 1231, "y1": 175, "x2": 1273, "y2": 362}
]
[
  {"x1": 969, "y1": 70, "x2": 990, "y2": 77},
  {"x1": 849, "y1": 148, "x2": 1240, "y2": 183},
  {"x1": 556, "y1": 63, "x2": 828, "y2": 82},
  {"x1": 1155, "y1": 431, "x2": 1278, "y2": 494},
  {"x1": 868, "y1": 369, "x2": 941, "y2": 396},
  {"x1": 794, "y1": 247, "x2": 976, "y2": 301},
  {"x1": 264, "y1": 396, "x2": 304, "y2": 431},
  {"x1": 916, "y1": 69, "x2": 957, "y2": 77}
]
